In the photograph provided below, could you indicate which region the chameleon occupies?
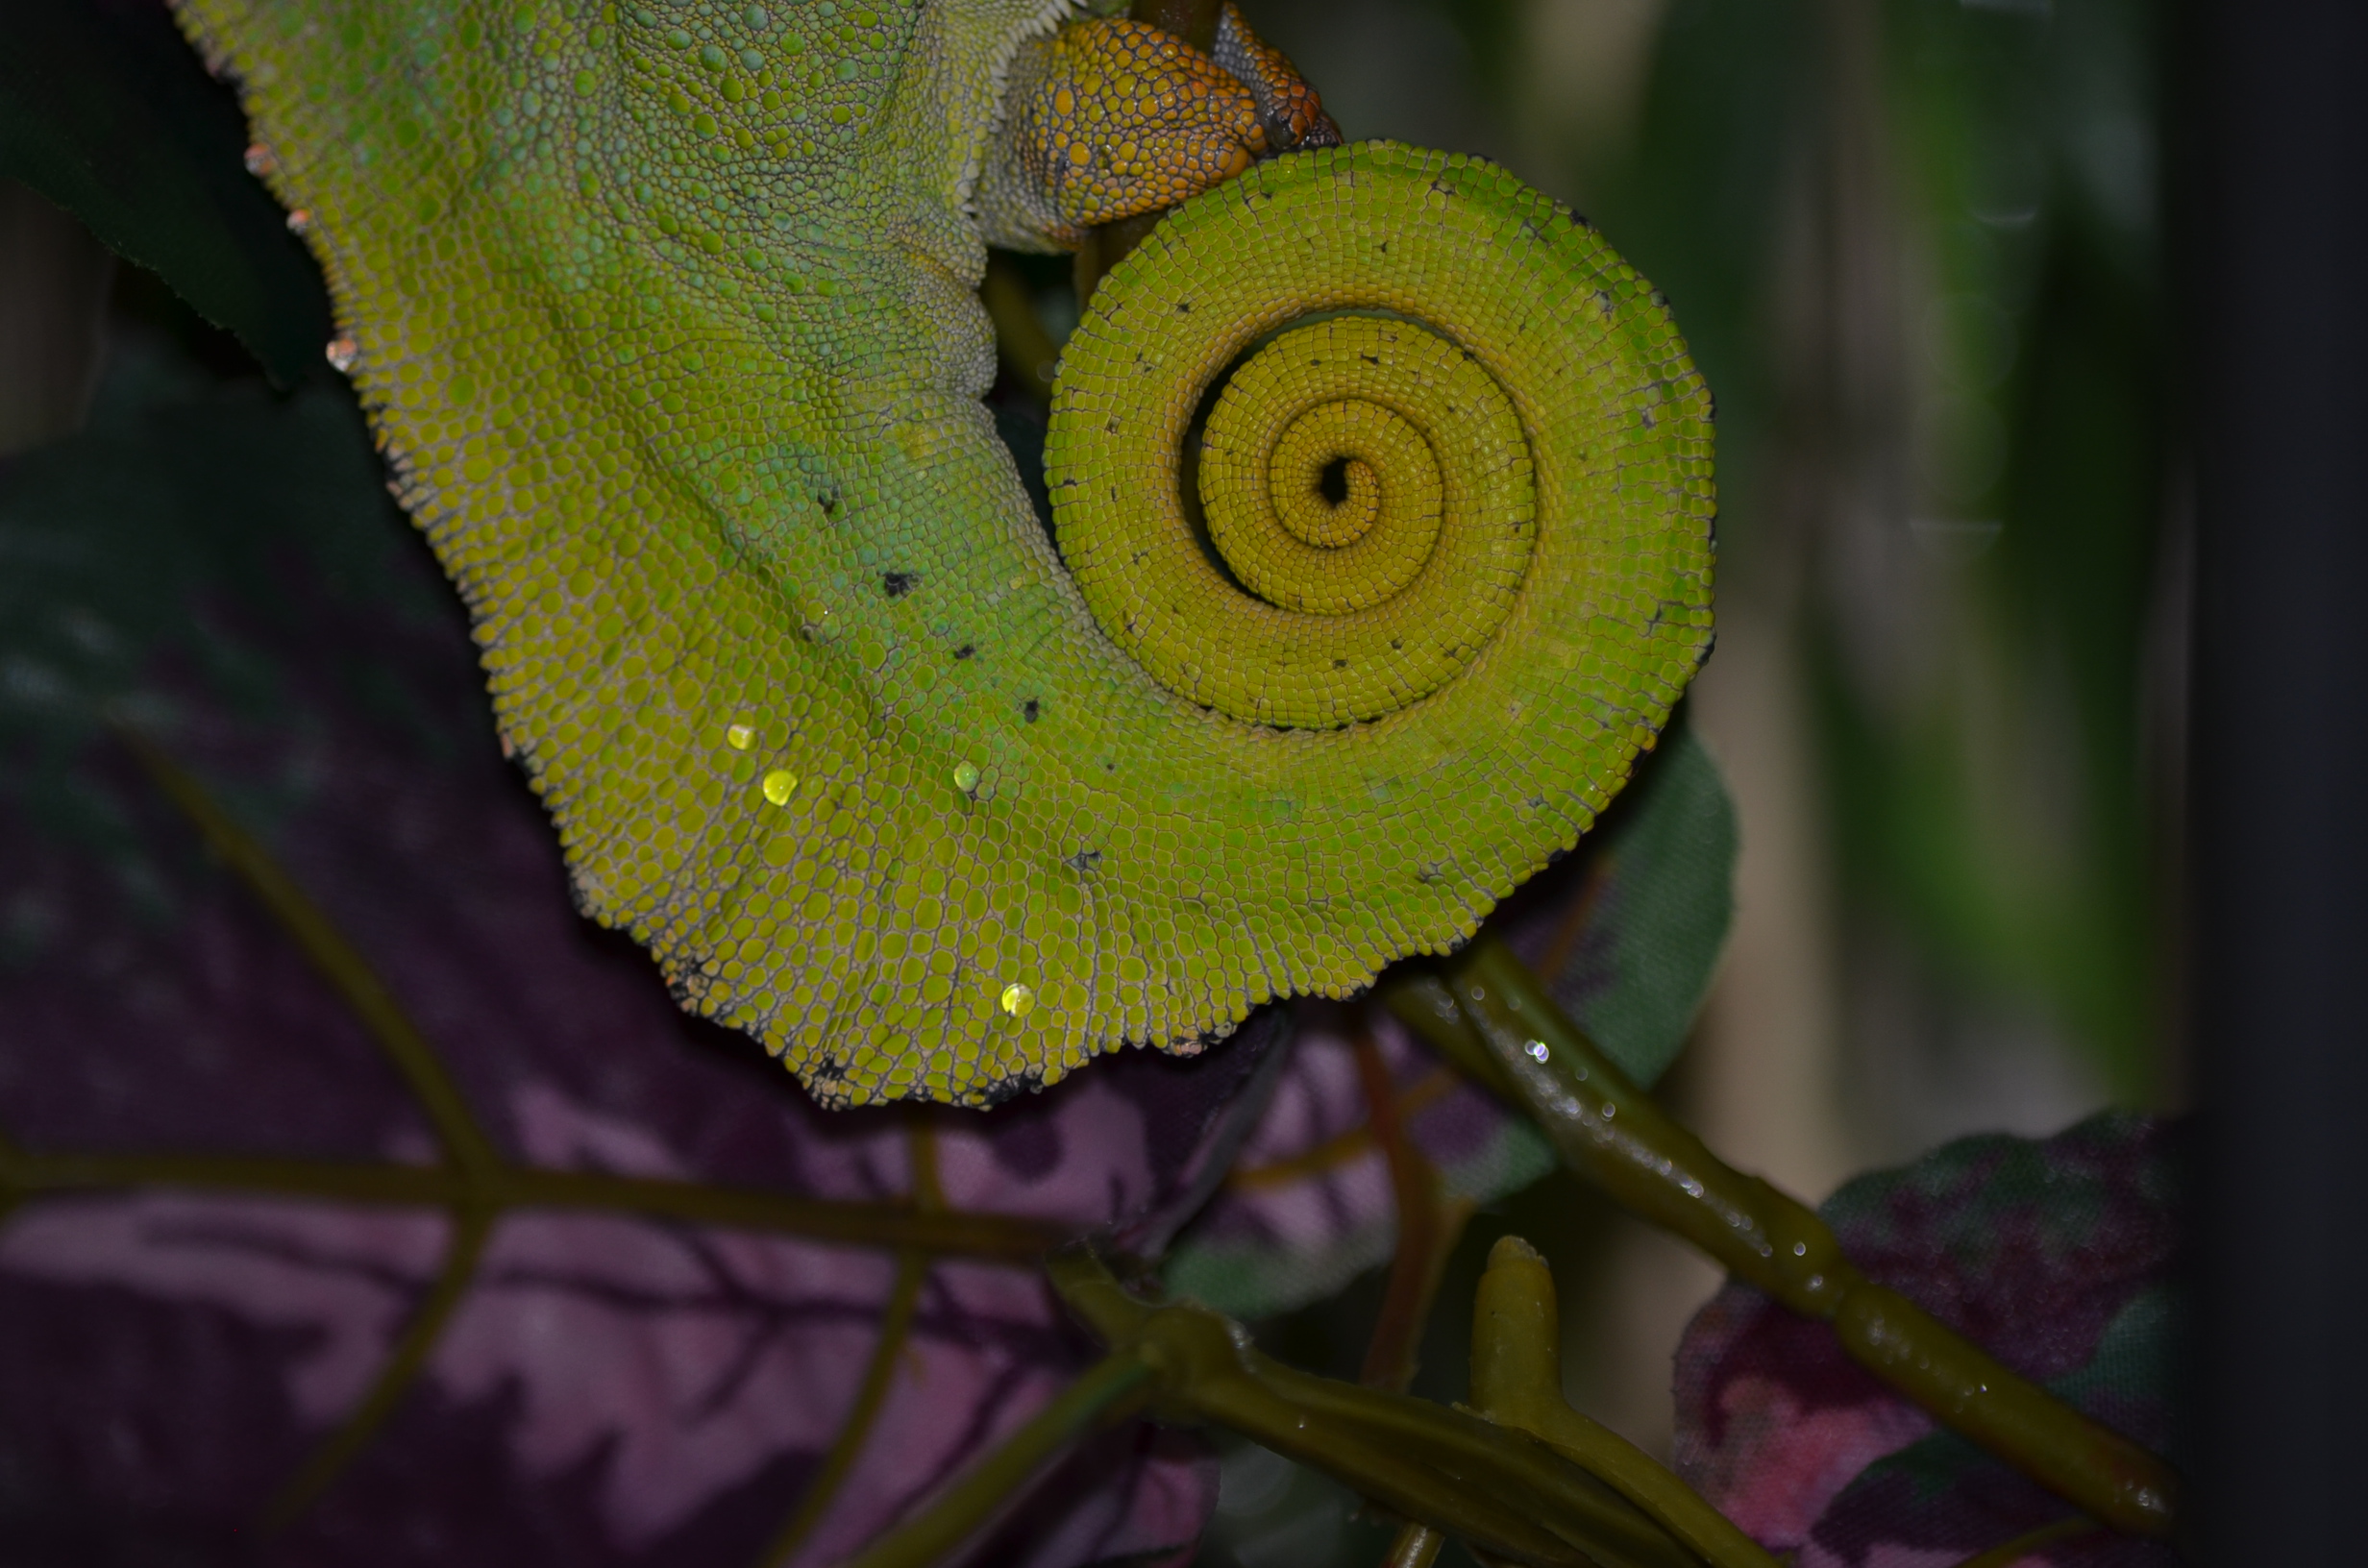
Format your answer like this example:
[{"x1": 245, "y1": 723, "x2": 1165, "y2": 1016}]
[{"x1": 171, "y1": 0, "x2": 1715, "y2": 1107}]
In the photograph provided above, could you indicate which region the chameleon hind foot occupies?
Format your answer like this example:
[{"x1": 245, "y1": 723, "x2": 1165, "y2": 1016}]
[
  {"x1": 1210, "y1": 2, "x2": 1339, "y2": 155},
  {"x1": 977, "y1": 4, "x2": 1341, "y2": 252}
]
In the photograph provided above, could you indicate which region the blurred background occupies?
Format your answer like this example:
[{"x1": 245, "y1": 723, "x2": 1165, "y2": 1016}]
[{"x1": 0, "y1": 0, "x2": 2180, "y2": 1560}]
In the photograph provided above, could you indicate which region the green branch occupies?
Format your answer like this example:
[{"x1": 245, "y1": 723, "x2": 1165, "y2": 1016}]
[
  {"x1": 1049, "y1": 1248, "x2": 1697, "y2": 1568},
  {"x1": 0, "y1": 1141, "x2": 1063, "y2": 1261},
  {"x1": 1384, "y1": 933, "x2": 2181, "y2": 1541},
  {"x1": 847, "y1": 1244, "x2": 1708, "y2": 1568}
]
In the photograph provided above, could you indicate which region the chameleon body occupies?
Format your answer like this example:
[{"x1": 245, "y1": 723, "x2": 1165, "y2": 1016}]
[{"x1": 173, "y1": 0, "x2": 1715, "y2": 1106}]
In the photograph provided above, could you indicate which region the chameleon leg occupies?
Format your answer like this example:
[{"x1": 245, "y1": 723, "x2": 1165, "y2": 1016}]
[
  {"x1": 975, "y1": 9, "x2": 1339, "y2": 253},
  {"x1": 1211, "y1": 2, "x2": 1339, "y2": 154}
]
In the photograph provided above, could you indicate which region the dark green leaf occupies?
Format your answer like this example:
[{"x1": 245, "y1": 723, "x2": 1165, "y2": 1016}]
[
  {"x1": 0, "y1": 0, "x2": 331, "y2": 385},
  {"x1": 1502, "y1": 715, "x2": 1740, "y2": 1089}
]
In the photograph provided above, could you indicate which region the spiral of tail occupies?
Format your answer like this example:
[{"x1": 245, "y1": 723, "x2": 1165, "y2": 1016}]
[{"x1": 1048, "y1": 141, "x2": 1713, "y2": 753}]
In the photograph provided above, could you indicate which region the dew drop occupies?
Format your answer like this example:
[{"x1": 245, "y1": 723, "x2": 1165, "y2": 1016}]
[
  {"x1": 324, "y1": 336, "x2": 358, "y2": 373},
  {"x1": 761, "y1": 769, "x2": 799, "y2": 805},
  {"x1": 726, "y1": 723, "x2": 755, "y2": 749},
  {"x1": 952, "y1": 760, "x2": 980, "y2": 794},
  {"x1": 1000, "y1": 982, "x2": 1035, "y2": 1018}
]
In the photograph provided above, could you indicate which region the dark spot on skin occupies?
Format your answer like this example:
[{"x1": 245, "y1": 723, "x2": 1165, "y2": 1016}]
[
  {"x1": 953, "y1": 644, "x2": 974, "y2": 659},
  {"x1": 1023, "y1": 698, "x2": 1040, "y2": 723},
  {"x1": 882, "y1": 571, "x2": 917, "y2": 598}
]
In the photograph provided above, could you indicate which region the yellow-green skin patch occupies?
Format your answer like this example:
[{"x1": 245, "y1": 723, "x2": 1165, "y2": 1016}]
[{"x1": 174, "y1": 0, "x2": 1714, "y2": 1107}]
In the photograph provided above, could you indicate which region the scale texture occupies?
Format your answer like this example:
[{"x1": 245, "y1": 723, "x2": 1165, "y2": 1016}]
[{"x1": 173, "y1": 0, "x2": 1714, "y2": 1106}]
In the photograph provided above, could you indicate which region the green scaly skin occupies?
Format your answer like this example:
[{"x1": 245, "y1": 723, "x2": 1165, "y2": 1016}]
[{"x1": 172, "y1": 0, "x2": 1714, "y2": 1106}]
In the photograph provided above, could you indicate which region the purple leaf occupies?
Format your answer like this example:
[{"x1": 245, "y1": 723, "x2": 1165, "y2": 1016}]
[
  {"x1": 0, "y1": 369, "x2": 1275, "y2": 1564},
  {"x1": 1671, "y1": 1114, "x2": 2183, "y2": 1566}
]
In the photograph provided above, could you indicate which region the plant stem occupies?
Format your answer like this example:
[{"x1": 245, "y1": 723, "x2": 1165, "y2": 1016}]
[
  {"x1": 120, "y1": 724, "x2": 503, "y2": 1184},
  {"x1": 1948, "y1": 1514, "x2": 2100, "y2": 1568},
  {"x1": 260, "y1": 1204, "x2": 494, "y2": 1532},
  {"x1": 1380, "y1": 1522, "x2": 1445, "y2": 1568},
  {"x1": 1347, "y1": 1005, "x2": 1470, "y2": 1395},
  {"x1": 1046, "y1": 1248, "x2": 1699, "y2": 1568},
  {"x1": 839, "y1": 1350, "x2": 1158, "y2": 1568},
  {"x1": 1395, "y1": 933, "x2": 2180, "y2": 1541},
  {"x1": 1470, "y1": 1236, "x2": 1778, "y2": 1568},
  {"x1": 762, "y1": 1124, "x2": 945, "y2": 1563},
  {"x1": 0, "y1": 1142, "x2": 1064, "y2": 1261},
  {"x1": 1226, "y1": 1065, "x2": 1458, "y2": 1191}
]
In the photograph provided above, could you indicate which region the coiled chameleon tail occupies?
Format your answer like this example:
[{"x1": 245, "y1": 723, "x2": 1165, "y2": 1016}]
[
  {"x1": 173, "y1": 0, "x2": 1712, "y2": 1107},
  {"x1": 1055, "y1": 149, "x2": 1651, "y2": 731}
]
